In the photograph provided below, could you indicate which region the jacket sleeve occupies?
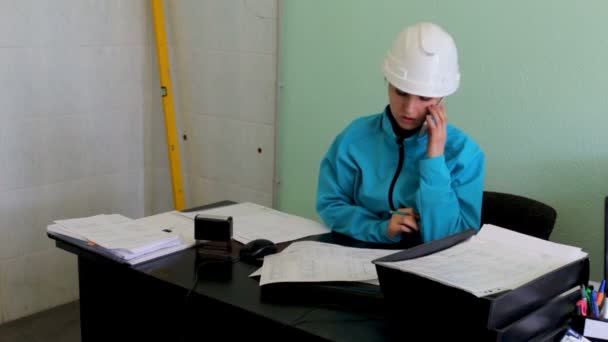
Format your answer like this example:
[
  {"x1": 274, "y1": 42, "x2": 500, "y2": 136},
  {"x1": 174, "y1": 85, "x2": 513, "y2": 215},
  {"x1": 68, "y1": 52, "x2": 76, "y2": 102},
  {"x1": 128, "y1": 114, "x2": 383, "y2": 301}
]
[
  {"x1": 415, "y1": 147, "x2": 485, "y2": 242},
  {"x1": 316, "y1": 135, "x2": 398, "y2": 243}
]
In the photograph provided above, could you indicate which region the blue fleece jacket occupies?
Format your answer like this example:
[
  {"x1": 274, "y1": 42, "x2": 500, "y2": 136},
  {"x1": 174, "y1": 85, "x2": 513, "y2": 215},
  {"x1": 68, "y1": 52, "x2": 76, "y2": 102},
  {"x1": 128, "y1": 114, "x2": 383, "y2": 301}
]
[{"x1": 316, "y1": 108, "x2": 485, "y2": 243}]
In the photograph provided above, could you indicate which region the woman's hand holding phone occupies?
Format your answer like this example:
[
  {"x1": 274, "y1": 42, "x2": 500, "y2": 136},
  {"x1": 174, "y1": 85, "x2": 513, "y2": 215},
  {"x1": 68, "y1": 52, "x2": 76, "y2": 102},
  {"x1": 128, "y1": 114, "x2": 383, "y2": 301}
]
[{"x1": 425, "y1": 103, "x2": 447, "y2": 158}]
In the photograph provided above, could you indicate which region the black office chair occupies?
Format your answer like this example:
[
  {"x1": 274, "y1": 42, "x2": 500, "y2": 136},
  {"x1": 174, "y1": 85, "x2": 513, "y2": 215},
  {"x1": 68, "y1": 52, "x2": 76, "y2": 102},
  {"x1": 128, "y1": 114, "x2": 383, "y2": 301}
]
[
  {"x1": 480, "y1": 191, "x2": 557, "y2": 240},
  {"x1": 604, "y1": 196, "x2": 608, "y2": 279}
]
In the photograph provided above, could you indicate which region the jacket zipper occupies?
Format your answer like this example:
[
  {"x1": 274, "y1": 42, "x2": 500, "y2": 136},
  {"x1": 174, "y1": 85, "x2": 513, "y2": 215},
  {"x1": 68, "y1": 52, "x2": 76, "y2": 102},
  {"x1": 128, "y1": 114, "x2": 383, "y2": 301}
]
[{"x1": 388, "y1": 138, "x2": 405, "y2": 211}]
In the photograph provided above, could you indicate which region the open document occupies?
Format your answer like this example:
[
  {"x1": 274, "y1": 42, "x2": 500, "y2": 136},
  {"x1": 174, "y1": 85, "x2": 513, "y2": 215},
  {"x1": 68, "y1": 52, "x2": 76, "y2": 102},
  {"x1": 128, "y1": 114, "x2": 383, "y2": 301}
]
[
  {"x1": 374, "y1": 224, "x2": 588, "y2": 297},
  {"x1": 251, "y1": 241, "x2": 398, "y2": 286},
  {"x1": 180, "y1": 202, "x2": 330, "y2": 244}
]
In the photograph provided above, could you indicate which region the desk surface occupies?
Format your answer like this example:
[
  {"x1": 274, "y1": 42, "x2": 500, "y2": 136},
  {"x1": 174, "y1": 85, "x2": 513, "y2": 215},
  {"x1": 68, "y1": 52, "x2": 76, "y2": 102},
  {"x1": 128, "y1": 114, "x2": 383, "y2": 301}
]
[
  {"x1": 50, "y1": 202, "x2": 405, "y2": 341},
  {"x1": 132, "y1": 243, "x2": 392, "y2": 341}
]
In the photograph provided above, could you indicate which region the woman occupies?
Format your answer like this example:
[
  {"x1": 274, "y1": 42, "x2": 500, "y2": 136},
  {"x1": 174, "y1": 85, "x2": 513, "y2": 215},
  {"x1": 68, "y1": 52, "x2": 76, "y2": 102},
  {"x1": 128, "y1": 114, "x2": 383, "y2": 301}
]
[{"x1": 316, "y1": 22, "x2": 485, "y2": 244}]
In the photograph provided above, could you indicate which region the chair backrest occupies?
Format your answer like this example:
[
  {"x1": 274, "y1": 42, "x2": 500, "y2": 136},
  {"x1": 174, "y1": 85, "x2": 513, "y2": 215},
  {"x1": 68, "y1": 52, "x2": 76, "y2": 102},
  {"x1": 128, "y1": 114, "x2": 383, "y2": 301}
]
[
  {"x1": 604, "y1": 196, "x2": 607, "y2": 281},
  {"x1": 480, "y1": 191, "x2": 557, "y2": 240}
]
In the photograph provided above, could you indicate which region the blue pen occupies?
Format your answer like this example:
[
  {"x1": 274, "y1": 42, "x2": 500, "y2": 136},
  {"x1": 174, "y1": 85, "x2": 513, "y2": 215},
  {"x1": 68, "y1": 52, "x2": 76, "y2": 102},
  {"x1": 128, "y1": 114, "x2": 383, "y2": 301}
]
[
  {"x1": 389, "y1": 210, "x2": 420, "y2": 220},
  {"x1": 592, "y1": 291, "x2": 600, "y2": 317},
  {"x1": 390, "y1": 210, "x2": 411, "y2": 217}
]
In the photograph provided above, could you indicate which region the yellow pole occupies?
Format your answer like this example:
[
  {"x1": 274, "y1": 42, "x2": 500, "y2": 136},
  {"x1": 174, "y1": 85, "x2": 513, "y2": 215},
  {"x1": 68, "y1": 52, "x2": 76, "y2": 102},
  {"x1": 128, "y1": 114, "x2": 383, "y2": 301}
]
[{"x1": 151, "y1": 0, "x2": 186, "y2": 210}]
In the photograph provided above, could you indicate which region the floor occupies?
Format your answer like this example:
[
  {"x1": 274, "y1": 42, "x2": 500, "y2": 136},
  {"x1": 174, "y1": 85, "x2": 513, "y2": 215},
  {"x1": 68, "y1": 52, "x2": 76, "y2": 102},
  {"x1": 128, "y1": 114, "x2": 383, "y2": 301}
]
[{"x1": 0, "y1": 301, "x2": 80, "y2": 342}]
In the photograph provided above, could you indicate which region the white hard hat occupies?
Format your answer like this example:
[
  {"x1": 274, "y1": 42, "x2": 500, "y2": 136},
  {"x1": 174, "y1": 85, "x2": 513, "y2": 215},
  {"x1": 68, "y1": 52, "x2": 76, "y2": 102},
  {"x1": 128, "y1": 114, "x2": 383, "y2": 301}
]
[{"x1": 383, "y1": 22, "x2": 461, "y2": 98}]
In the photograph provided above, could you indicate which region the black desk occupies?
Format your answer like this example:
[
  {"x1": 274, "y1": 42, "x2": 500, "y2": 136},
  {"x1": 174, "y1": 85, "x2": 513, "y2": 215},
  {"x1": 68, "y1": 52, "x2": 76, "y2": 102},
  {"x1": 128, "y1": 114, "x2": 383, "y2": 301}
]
[{"x1": 49, "y1": 203, "x2": 402, "y2": 342}]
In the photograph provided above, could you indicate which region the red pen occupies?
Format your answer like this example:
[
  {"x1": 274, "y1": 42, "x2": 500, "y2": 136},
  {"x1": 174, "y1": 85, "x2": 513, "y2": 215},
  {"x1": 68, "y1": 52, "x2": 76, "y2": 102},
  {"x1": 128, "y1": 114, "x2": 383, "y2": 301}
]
[
  {"x1": 579, "y1": 285, "x2": 588, "y2": 317},
  {"x1": 577, "y1": 299, "x2": 587, "y2": 317}
]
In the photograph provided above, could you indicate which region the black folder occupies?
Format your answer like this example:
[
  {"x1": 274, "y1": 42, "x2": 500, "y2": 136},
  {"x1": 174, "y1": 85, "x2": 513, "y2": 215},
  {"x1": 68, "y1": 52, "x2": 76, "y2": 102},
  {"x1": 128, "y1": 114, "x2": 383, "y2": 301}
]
[
  {"x1": 373, "y1": 230, "x2": 589, "y2": 340},
  {"x1": 492, "y1": 288, "x2": 579, "y2": 341}
]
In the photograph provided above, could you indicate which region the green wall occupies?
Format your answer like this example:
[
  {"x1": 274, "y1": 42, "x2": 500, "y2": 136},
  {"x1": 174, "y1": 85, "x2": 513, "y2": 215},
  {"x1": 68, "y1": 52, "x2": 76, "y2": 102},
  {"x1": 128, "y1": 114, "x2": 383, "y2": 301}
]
[{"x1": 278, "y1": 0, "x2": 608, "y2": 279}]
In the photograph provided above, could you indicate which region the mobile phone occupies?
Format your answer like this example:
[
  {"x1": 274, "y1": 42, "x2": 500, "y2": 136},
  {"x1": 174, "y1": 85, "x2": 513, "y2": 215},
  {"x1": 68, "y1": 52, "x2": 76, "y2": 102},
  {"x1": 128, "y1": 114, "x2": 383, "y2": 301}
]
[
  {"x1": 419, "y1": 121, "x2": 428, "y2": 137},
  {"x1": 418, "y1": 114, "x2": 436, "y2": 137}
]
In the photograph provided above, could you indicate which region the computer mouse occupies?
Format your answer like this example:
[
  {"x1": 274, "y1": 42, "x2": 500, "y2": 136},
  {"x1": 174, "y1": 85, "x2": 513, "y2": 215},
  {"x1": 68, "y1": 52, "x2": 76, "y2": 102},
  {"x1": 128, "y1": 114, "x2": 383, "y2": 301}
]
[{"x1": 239, "y1": 239, "x2": 278, "y2": 265}]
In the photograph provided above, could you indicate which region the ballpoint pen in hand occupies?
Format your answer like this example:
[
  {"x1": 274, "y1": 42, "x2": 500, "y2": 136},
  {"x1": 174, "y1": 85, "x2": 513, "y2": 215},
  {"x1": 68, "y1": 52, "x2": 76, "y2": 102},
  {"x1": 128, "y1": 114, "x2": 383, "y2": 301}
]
[
  {"x1": 390, "y1": 210, "x2": 410, "y2": 216},
  {"x1": 389, "y1": 210, "x2": 420, "y2": 220}
]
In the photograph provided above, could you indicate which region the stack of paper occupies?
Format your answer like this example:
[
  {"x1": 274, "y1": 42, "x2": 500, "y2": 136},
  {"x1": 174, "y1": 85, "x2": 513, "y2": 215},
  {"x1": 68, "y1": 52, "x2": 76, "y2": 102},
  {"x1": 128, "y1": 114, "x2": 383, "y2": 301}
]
[
  {"x1": 375, "y1": 224, "x2": 588, "y2": 297},
  {"x1": 48, "y1": 202, "x2": 332, "y2": 265},
  {"x1": 52, "y1": 214, "x2": 132, "y2": 240},
  {"x1": 180, "y1": 202, "x2": 331, "y2": 244},
  {"x1": 47, "y1": 211, "x2": 195, "y2": 265},
  {"x1": 249, "y1": 241, "x2": 398, "y2": 286}
]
